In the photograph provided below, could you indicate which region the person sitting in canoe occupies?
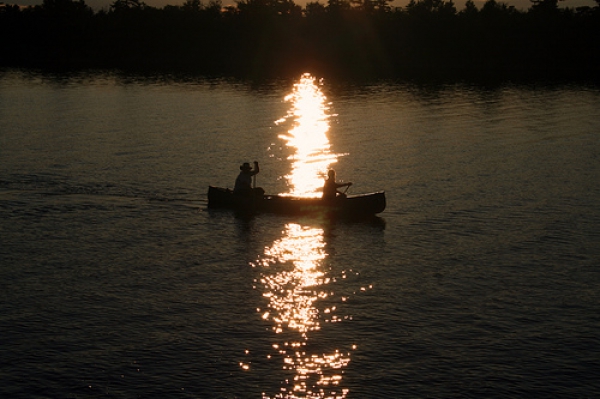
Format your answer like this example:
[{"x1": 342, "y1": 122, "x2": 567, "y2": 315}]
[
  {"x1": 234, "y1": 161, "x2": 263, "y2": 197},
  {"x1": 323, "y1": 169, "x2": 352, "y2": 200}
]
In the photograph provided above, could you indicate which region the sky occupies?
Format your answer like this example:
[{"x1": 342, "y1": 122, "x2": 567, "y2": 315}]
[{"x1": 9, "y1": 0, "x2": 597, "y2": 12}]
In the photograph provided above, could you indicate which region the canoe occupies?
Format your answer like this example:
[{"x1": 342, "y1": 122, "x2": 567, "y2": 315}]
[{"x1": 207, "y1": 186, "x2": 385, "y2": 218}]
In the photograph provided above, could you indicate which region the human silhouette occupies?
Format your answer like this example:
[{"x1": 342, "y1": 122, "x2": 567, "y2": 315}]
[
  {"x1": 234, "y1": 161, "x2": 263, "y2": 196},
  {"x1": 322, "y1": 169, "x2": 352, "y2": 200}
]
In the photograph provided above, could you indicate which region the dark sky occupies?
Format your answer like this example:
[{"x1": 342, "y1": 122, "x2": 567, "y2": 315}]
[{"x1": 11, "y1": 0, "x2": 596, "y2": 12}]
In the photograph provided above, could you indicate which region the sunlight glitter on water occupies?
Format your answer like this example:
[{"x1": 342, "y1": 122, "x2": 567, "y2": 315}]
[
  {"x1": 259, "y1": 223, "x2": 327, "y2": 336},
  {"x1": 248, "y1": 74, "x2": 359, "y2": 399},
  {"x1": 254, "y1": 223, "x2": 352, "y2": 399},
  {"x1": 275, "y1": 73, "x2": 342, "y2": 197}
]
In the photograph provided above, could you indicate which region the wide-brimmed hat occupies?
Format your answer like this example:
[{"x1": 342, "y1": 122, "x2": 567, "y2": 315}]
[{"x1": 240, "y1": 162, "x2": 252, "y2": 171}]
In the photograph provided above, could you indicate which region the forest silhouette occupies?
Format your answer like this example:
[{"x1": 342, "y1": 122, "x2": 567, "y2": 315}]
[{"x1": 1, "y1": 0, "x2": 599, "y2": 80}]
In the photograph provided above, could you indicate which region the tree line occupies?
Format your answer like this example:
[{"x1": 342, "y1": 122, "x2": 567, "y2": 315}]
[{"x1": 1, "y1": 0, "x2": 599, "y2": 80}]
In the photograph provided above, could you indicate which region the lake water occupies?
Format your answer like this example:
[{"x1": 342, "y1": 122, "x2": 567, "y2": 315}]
[{"x1": 1, "y1": 69, "x2": 599, "y2": 398}]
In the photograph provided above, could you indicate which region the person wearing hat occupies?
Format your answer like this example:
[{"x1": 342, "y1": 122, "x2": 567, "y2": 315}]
[
  {"x1": 234, "y1": 161, "x2": 260, "y2": 196},
  {"x1": 322, "y1": 169, "x2": 352, "y2": 200}
]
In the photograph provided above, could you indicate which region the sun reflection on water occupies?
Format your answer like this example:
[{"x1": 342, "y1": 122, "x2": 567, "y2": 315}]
[
  {"x1": 247, "y1": 75, "x2": 355, "y2": 399},
  {"x1": 274, "y1": 73, "x2": 343, "y2": 197},
  {"x1": 259, "y1": 223, "x2": 327, "y2": 336},
  {"x1": 254, "y1": 223, "x2": 352, "y2": 399}
]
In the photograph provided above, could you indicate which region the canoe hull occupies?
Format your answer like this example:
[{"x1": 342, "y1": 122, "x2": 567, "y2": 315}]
[{"x1": 207, "y1": 186, "x2": 385, "y2": 218}]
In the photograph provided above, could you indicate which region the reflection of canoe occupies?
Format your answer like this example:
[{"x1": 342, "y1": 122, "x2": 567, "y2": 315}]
[{"x1": 207, "y1": 186, "x2": 386, "y2": 218}]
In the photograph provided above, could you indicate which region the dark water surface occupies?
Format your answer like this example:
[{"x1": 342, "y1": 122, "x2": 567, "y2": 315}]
[{"x1": 1, "y1": 70, "x2": 599, "y2": 398}]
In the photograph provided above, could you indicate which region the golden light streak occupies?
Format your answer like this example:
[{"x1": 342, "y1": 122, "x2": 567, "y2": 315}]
[
  {"x1": 255, "y1": 224, "x2": 353, "y2": 399},
  {"x1": 260, "y1": 223, "x2": 327, "y2": 336},
  {"x1": 250, "y1": 74, "x2": 359, "y2": 399},
  {"x1": 275, "y1": 73, "x2": 344, "y2": 197}
]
